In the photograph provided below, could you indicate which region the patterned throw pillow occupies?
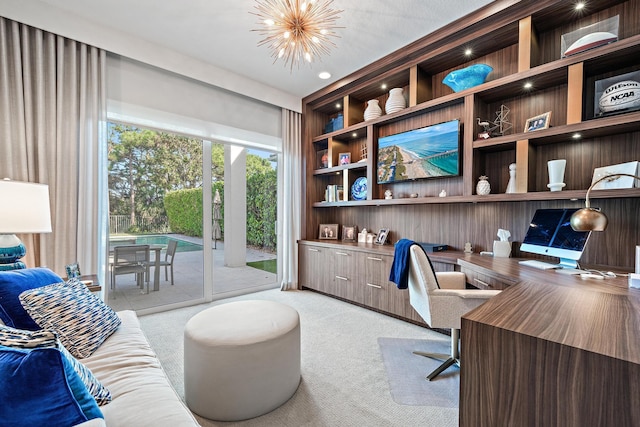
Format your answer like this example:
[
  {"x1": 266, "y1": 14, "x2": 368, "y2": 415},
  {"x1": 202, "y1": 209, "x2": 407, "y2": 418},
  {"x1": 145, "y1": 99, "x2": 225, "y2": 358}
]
[
  {"x1": 0, "y1": 323, "x2": 112, "y2": 406},
  {"x1": 19, "y1": 279, "x2": 121, "y2": 359}
]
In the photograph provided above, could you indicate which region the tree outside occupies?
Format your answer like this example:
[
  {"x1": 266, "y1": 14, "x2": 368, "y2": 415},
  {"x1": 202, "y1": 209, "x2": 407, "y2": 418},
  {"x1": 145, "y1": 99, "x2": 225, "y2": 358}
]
[{"x1": 108, "y1": 124, "x2": 277, "y2": 252}]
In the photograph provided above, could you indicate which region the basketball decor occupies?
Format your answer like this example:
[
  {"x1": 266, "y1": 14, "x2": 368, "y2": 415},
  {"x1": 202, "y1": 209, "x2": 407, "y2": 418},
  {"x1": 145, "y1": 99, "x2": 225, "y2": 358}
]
[{"x1": 598, "y1": 80, "x2": 640, "y2": 113}]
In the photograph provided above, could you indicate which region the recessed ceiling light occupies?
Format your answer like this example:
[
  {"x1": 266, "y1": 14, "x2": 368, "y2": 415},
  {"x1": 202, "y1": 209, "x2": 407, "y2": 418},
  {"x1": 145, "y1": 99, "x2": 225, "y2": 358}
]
[
  {"x1": 352, "y1": 133, "x2": 357, "y2": 138},
  {"x1": 575, "y1": 2, "x2": 585, "y2": 11},
  {"x1": 318, "y1": 71, "x2": 331, "y2": 79},
  {"x1": 524, "y1": 82, "x2": 533, "y2": 89},
  {"x1": 572, "y1": 133, "x2": 581, "y2": 139},
  {"x1": 381, "y1": 83, "x2": 387, "y2": 90},
  {"x1": 335, "y1": 103, "x2": 341, "y2": 109},
  {"x1": 464, "y1": 48, "x2": 472, "y2": 56}
]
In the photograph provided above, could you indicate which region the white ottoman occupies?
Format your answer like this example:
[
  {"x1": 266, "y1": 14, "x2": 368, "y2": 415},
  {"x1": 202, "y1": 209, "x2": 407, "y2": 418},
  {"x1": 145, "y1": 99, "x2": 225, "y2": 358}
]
[{"x1": 184, "y1": 300, "x2": 300, "y2": 421}]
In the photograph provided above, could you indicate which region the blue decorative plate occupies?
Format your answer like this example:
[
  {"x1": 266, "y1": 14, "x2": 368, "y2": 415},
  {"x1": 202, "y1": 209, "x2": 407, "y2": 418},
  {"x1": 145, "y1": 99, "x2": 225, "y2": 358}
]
[{"x1": 351, "y1": 177, "x2": 367, "y2": 201}]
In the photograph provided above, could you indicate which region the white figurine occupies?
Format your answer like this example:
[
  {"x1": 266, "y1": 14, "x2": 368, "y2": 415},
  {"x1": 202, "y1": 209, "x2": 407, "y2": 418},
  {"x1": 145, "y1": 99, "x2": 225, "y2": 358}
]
[
  {"x1": 439, "y1": 189, "x2": 447, "y2": 197},
  {"x1": 464, "y1": 242, "x2": 473, "y2": 254},
  {"x1": 384, "y1": 189, "x2": 392, "y2": 199}
]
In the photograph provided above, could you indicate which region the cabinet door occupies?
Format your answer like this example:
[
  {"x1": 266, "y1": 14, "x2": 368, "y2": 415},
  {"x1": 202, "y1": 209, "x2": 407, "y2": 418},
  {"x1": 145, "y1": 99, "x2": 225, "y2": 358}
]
[
  {"x1": 331, "y1": 249, "x2": 356, "y2": 301},
  {"x1": 299, "y1": 244, "x2": 327, "y2": 292}
]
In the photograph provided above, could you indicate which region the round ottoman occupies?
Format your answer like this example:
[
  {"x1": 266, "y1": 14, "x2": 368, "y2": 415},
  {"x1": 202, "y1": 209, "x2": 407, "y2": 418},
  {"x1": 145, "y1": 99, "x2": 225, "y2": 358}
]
[{"x1": 184, "y1": 300, "x2": 300, "y2": 421}]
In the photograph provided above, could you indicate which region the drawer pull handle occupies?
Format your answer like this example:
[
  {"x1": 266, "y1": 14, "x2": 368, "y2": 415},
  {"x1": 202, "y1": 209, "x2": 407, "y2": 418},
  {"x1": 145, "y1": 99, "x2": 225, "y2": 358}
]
[
  {"x1": 367, "y1": 257, "x2": 383, "y2": 261},
  {"x1": 366, "y1": 283, "x2": 382, "y2": 289},
  {"x1": 335, "y1": 275, "x2": 348, "y2": 281},
  {"x1": 308, "y1": 248, "x2": 320, "y2": 252},
  {"x1": 336, "y1": 252, "x2": 349, "y2": 256},
  {"x1": 474, "y1": 278, "x2": 492, "y2": 288}
]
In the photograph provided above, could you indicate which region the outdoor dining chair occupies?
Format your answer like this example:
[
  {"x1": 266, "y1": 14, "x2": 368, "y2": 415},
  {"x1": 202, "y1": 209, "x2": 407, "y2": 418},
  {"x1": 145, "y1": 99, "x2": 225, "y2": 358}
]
[{"x1": 110, "y1": 244, "x2": 150, "y2": 297}]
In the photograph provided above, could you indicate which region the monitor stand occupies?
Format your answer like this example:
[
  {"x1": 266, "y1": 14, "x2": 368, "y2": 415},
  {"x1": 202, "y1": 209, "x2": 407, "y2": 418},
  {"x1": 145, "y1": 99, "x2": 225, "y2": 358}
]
[{"x1": 555, "y1": 258, "x2": 587, "y2": 275}]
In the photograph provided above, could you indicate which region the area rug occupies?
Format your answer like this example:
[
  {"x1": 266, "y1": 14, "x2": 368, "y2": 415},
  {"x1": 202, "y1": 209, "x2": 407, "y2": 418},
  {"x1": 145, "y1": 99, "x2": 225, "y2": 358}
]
[{"x1": 378, "y1": 337, "x2": 459, "y2": 407}]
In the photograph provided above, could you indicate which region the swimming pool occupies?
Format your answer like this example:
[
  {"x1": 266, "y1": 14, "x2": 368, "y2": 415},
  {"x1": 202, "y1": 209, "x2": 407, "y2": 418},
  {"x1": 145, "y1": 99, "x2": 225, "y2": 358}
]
[{"x1": 127, "y1": 235, "x2": 203, "y2": 253}]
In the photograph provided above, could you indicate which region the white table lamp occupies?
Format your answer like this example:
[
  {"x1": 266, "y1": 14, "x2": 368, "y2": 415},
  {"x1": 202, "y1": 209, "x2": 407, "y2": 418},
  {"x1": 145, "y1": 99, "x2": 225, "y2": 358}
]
[{"x1": 0, "y1": 179, "x2": 52, "y2": 270}]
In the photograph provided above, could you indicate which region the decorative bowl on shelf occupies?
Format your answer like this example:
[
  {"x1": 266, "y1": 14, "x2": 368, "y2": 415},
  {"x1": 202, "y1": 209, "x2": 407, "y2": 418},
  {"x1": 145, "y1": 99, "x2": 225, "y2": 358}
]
[
  {"x1": 351, "y1": 177, "x2": 367, "y2": 201},
  {"x1": 442, "y1": 64, "x2": 493, "y2": 92}
]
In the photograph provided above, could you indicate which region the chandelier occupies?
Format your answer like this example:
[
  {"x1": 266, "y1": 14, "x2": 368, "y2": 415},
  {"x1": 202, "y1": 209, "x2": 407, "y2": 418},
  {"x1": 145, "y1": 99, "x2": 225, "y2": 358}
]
[{"x1": 252, "y1": 0, "x2": 343, "y2": 69}]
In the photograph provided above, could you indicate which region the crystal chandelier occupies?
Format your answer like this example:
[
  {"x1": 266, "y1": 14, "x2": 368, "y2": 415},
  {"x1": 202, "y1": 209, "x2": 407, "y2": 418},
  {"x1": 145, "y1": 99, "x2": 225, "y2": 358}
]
[{"x1": 252, "y1": 0, "x2": 343, "y2": 69}]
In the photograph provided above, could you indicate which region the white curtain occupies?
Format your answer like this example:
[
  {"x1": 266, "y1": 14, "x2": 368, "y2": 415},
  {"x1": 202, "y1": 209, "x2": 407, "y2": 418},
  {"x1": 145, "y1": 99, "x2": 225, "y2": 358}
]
[
  {"x1": 279, "y1": 109, "x2": 301, "y2": 291},
  {"x1": 0, "y1": 17, "x2": 107, "y2": 279}
]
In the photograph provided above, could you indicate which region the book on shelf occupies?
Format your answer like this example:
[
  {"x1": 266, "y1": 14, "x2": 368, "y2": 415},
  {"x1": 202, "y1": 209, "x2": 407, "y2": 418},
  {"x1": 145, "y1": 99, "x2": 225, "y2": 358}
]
[{"x1": 324, "y1": 185, "x2": 345, "y2": 202}]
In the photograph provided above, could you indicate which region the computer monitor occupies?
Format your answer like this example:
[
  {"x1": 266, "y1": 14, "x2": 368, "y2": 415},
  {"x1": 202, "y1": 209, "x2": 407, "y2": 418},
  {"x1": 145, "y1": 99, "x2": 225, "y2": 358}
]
[{"x1": 520, "y1": 208, "x2": 593, "y2": 269}]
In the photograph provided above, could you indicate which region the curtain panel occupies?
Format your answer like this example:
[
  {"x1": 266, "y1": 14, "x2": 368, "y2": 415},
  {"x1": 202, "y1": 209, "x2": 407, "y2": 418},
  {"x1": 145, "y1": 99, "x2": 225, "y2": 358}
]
[
  {"x1": 280, "y1": 109, "x2": 301, "y2": 291},
  {"x1": 0, "y1": 17, "x2": 107, "y2": 278}
]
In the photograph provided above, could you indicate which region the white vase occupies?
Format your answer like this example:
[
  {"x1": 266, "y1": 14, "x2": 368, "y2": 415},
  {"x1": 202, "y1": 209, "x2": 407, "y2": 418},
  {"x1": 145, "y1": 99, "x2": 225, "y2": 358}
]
[
  {"x1": 505, "y1": 163, "x2": 517, "y2": 194},
  {"x1": 547, "y1": 159, "x2": 566, "y2": 191},
  {"x1": 476, "y1": 175, "x2": 491, "y2": 195},
  {"x1": 363, "y1": 99, "x2": 382, "y2": 121},
  {"x1": 385, "y1": 88, "x2": 406, "y2": 114}
]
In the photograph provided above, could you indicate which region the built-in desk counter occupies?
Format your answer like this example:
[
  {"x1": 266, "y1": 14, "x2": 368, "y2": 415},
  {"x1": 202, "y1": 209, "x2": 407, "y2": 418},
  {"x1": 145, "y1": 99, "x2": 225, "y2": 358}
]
[{"x1": 459, "y1": 257, "x2": 640, "y2": 427}]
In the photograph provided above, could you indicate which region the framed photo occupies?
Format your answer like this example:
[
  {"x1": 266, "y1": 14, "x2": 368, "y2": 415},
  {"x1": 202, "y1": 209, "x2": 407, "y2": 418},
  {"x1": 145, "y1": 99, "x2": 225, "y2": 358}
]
[
  {"x1": 65, "y1": 262, "x2": 81, "y2": 279},
  {"x1": 342, "y1": 225, "x2": 358, "y2": 242},
  {"x1": 524, "y1": 112, "x2": 551, "y2": 132},
  {"x1": 338, "y1": 152, "x2": 351, "y2": 165},
  {"x1": 319, "y1": 224, "x2": 339, "y2": 240},
  {"x1": 374, "y1": 228, "x2": 389, "y2": 245}
]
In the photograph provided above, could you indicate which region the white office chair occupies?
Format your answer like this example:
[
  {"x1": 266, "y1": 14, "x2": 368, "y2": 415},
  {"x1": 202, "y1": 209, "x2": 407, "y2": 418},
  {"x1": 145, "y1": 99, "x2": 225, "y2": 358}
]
[{"x1": 407, "y1": 245, "x2": 501, "y2": 380}]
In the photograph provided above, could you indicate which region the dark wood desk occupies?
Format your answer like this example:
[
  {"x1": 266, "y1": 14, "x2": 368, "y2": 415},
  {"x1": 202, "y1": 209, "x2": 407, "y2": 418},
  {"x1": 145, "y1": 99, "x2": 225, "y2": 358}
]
[{"x1": 457, "y1": 255, "x2": 640, "y2": 427}]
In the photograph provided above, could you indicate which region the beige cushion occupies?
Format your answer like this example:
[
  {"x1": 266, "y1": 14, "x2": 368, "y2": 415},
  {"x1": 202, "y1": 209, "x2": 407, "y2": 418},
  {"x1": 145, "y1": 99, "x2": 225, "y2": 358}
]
[
  {"x1": 81, "y1": 310, "x2": 199, "y2": 427},
  {"x1": 184, "y1": 300, "x2": 300, "y2": 421}
]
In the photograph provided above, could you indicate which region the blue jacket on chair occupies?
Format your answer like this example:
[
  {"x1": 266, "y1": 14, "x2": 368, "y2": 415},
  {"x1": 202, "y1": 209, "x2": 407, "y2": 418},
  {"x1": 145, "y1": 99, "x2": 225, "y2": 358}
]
[{"x1": 389, "y1": 239, "x2": 416, "y2": 289}]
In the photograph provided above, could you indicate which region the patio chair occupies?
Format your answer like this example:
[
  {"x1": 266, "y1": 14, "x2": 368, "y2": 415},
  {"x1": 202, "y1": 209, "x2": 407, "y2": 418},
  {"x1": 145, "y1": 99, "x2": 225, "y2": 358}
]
[
  {"x1": 158, "y1": 239, "x2": 178, "y2": 286},
  {"x1": 110, "y1": 244, "x2": 150, "y2": 297}
]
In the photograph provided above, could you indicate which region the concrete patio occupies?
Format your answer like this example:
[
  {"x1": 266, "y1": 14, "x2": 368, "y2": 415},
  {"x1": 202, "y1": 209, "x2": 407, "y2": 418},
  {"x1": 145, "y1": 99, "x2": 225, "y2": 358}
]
[{"x1": 107, "y1": 237, "x2": 278, "y2": 312}]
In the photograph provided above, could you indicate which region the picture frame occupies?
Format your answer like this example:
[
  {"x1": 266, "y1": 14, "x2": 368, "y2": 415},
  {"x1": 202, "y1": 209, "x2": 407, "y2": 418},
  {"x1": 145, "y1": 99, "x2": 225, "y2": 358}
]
[
  {"x1": 374, "y1": 228, "x2": 389, "y2": 245},
  {"x1": 524, "y1": 111, "x2": 551, "y2": 132},
  {"x1": 319, "y1": 224, "x2": 339, "y2": 240},
  {"x1": 65, "y1": 262, "x2": 81, "y2": 279},
  {"x1": 339, "y1": 152, "x2": 351, "y2": 165},
  {"x1": 342, "y1": 225, "x2": 358, "y2": 242}
]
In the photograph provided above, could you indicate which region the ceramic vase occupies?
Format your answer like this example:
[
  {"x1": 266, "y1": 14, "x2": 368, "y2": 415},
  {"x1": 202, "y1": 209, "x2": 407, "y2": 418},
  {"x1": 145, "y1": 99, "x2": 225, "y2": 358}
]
[
  {"x1": 506, "y1": 163, "x2": 517, "y2": 193},
  {"x1": 385, "y1": 88, "x2": 406, "y2": 114},
  {"x1": 547, "y1": 159, "x2": 566, "y2": 191},
  {"x1": 363, "y1": 99, "x2": 382, "y2": 121},
  {"x1": 476, "y1": 175, "x2": 491, "y2": 195}
]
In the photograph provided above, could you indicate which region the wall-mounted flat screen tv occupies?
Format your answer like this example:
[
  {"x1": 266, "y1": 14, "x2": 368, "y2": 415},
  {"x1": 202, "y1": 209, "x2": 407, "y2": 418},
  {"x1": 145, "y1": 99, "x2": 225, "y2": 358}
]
[{"x1": 376, "y1": 119, "x2": 460, "y2": 184}]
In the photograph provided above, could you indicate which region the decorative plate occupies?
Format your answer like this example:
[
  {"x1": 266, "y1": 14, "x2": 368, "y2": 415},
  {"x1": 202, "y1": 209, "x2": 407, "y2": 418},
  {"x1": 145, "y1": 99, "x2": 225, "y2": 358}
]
[{"x1": 351, "y1": 177, "x2": 367, "y2": 201}]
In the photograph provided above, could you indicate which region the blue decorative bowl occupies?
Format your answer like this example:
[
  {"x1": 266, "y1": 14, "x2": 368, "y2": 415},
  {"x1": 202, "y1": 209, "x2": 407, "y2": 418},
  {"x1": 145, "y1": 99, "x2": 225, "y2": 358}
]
[
  {"x1": 351, "y1": 177, "x2": 367, "y2": 201},
  {"x1": 442, "y1": 64, "x2": 493, "y2": 92}
]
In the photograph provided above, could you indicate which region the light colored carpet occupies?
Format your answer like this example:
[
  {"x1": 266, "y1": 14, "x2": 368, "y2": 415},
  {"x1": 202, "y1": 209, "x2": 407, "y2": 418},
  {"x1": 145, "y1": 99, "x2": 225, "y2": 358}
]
[
  {"x1": 139, "y1": 289, "x2": 458, "y2": 426},
  {"x1": 378, "y1": 337, "x2": 458, "y2": 407}
]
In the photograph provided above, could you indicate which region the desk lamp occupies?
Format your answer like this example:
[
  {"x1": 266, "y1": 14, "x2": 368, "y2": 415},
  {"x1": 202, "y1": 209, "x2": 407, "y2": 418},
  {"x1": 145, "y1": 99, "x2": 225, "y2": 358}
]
[
  {"x1": 0, "y1": 179, "x2": 52, "y2": 270},
  {"x1": 570, "y1": 173, "x2": 640, "y2": 232}
]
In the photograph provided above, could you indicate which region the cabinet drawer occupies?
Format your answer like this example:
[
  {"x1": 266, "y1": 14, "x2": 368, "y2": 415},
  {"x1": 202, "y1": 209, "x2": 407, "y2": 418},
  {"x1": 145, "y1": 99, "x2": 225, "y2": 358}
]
[
  {"x1": 331, "y1": 249, "x2": 357, "y2": 300},
  {"x1": 462, "y1": 267, "x2": 513, "y2": 290}
]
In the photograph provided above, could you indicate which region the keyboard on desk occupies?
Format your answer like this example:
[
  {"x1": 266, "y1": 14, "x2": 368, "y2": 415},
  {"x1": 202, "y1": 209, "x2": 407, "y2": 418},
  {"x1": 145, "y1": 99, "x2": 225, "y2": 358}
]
[{"x1": 518, "y1": 259, "x2": 560, "y2": 270}]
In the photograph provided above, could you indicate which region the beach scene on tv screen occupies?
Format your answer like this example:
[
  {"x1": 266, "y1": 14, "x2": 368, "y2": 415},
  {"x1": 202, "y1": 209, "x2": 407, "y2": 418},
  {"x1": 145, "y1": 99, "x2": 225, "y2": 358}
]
[{"x1": 377, "y1": 119, "x2": 459, "y2": 183}]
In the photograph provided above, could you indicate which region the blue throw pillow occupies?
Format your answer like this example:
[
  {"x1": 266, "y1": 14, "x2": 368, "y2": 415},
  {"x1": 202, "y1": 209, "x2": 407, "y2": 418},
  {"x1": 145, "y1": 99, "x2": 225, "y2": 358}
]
[
  {"x1": 0, "y1": 344, "x2": 103, "y2": 426},
  {"x1": 0, "y1": 324, "x2": 112, "y2": 406},
  {"x1": 20, "y1": 279, "x2": 121, "y2": 358},
  {"x1": 0, "y1": 267, "x2": 63, "y2": 330}
]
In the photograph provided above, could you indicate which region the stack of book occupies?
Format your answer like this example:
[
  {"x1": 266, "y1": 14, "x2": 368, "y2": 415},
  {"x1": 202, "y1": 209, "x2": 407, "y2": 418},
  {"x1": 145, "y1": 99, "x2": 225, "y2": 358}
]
[{"x1": 325, "y1": 185, "x2": 344, "y2": 202}]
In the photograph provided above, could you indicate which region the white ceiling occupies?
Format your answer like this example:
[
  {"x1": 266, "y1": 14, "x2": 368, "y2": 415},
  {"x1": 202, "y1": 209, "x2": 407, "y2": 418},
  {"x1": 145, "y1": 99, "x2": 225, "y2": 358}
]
[{"x1": 34, "y1": 0, "x2": 495, "y2": 100}]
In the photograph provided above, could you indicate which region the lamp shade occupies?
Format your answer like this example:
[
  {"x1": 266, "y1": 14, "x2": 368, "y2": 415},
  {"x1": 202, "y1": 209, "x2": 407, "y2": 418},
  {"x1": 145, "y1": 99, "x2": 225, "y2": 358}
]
[{"x1": 0, "y1": 180, "x2": 52, "y2": 234}]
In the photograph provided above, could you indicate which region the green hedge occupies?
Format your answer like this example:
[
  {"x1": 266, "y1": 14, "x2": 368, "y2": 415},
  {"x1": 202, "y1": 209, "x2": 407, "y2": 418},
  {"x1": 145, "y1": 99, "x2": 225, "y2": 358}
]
[{"x1": 164, "y1": 182, "x2": 224, "y2": 237}]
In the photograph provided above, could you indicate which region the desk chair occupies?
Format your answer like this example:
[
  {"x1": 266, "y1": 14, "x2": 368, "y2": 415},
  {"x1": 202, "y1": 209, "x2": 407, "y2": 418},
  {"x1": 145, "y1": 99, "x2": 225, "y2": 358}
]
[
  {"x1": 158, "y1": 239, "x2": 178, "y2": 286},
  {"x1": 407, "y1": 245, "x2": 501, "y2": 380},
  {"x1": 110, "y1": 245, "x2": 150, "y2": 297}
]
